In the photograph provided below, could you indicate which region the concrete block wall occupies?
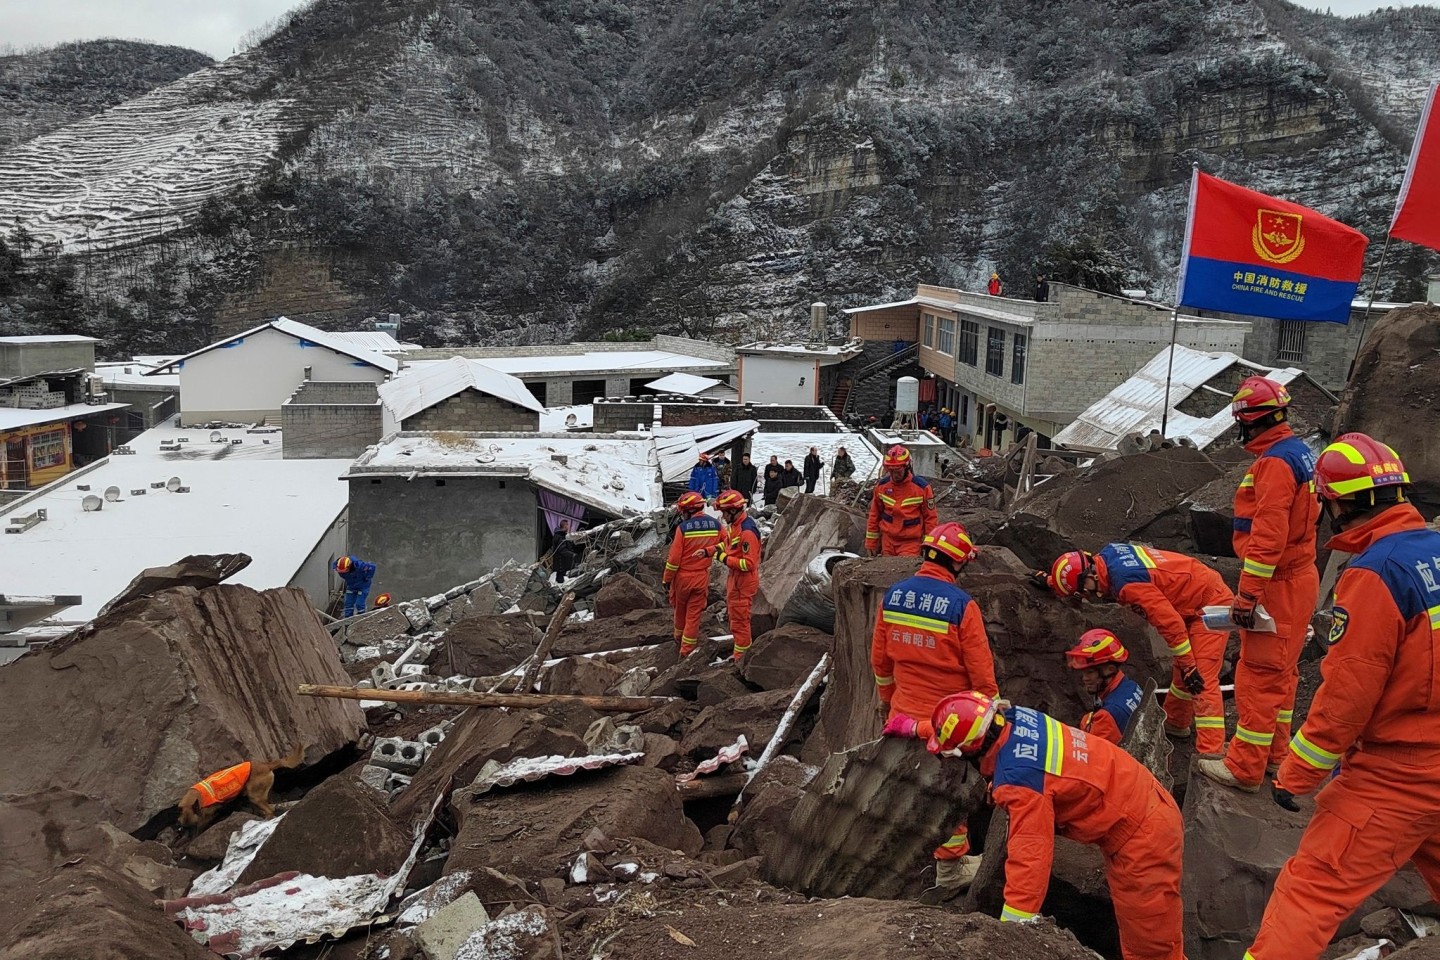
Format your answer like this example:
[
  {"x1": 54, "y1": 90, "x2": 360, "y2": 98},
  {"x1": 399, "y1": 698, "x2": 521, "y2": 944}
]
[
  {"x1": 0, "y1": 341, "x2": 95, "y2": 380},
  {"x1": 403, "y1": 391, "x2": 541, "y2": 433},
  {"x1": 282, "y1": 392, "x2": 383, "y2": 460},
  {"x1": 290, "y1": 381, "x2": 380, "y2": 405}
]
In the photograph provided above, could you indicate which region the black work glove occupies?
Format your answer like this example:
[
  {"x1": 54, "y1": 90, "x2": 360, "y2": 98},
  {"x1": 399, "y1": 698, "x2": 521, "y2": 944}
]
[
  {"x1": 1272, "y1": 782, "x2": 1300, "y2": 813},
  {"x1": 1028, "y1": 570, "x2": 1052, "y2": 592},
  {"x1": 1231, "y1": 591, "x2": 1260, "y2": 630},
  {"x1": 1181, "y1": 665, "x2": 1205, "y2": 696}
]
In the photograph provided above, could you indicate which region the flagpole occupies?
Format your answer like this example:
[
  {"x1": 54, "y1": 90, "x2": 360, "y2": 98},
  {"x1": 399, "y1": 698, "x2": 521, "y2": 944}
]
[
  {"x1": 1346, "y1": 233, "x2": 1393, "y2": 381},
  {"x1": 1163, "y1": 163, "x2": 1201, "y2": 440}
]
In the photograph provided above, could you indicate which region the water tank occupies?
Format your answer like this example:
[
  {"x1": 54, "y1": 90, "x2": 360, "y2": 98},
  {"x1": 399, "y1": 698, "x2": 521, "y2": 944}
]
[
  {"x1": 810, "y1": 302, "x2": 827, "y2": 341},
  {"x1": 895, "y1": 376, "x2": 919, "y2": 415}
]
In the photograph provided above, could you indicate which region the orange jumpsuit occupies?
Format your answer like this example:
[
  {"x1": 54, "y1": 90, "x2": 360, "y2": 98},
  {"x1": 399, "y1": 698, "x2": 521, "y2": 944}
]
[
  {"x1": 662, "y1": 512, "x2": 723, "y2": 656},
  {"x1": 718, "y1": 512, "x2": 762, "y2": 660},
  {"x1": 192, "y1": 761, "x2": 253, "y2": 807},
  {"x1": 1245, "y1": 504, "x2": 1440, "y2": 960},
  {"x1": 985, "y1": 708, "x2": 1185, "y2": 960},
  {"x1": 866, "y1": 472, "x2": 937, "y2": 557},
  {"x1": 1079, "y1": 671, "x2": 1144, "y2": 745},
  {"x1": 1093, "y1": 543, "x2": 1233, "y2": 753},
  {"x1": 1224, "y1": 423, "x2": 1320, "y2": 786},
  {"x1": 872, "y1": 561, "x2": 997, "y2": 859}
]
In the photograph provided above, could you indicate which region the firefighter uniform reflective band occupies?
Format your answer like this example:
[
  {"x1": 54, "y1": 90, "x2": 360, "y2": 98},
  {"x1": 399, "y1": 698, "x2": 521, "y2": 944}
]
[
  {"x1": 1245, "y1": 503, "x2": 1440, "y2": 960},
  {"x1": 1222, "y1": 422, "x2": 1320, "y2": 787},
  {"x1": 663, "y1": 513, "x2": 722, "y2": 657},
  {"x1": 983, "y1": 707, "x2": 1185, "y2": 959},
  {"x1": 866, "y1": 474, "x2": 937, "y2": 557},
  {"x1": 719, "y1": 513, "x2": 762, "y2": 660},
  {"x1": 192, "y1": 761, "x2": 252, "y2": 807}
]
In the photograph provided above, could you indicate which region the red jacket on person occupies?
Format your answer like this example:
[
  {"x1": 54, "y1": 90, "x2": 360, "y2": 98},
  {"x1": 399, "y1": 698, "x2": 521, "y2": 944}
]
[
  {"x1": 866, "y1": 472, "x2": 937, "y2": 556},
  {"x1": 1093, "y1": 543, "x2": 1233, "y2": 672},
  {"x1": 1233, "y1": 422, "x2": 1320, "y2": 599}
]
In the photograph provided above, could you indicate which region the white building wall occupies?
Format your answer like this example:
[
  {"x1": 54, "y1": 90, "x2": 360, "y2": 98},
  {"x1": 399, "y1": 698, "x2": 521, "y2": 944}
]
[
  {"x1": 177, "y1": 328, "x2": 390, "y2": 425},
  {"x1": 290, "y1": 507, "x2": 349, "y2": 610},
  {"x1": 740, "y1": 355, "x2": 819, "y2": 405}
]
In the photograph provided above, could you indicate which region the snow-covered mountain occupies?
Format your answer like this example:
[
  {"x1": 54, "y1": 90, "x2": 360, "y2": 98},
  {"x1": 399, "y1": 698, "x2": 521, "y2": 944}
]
[{"x1": 0, "y1": 0, "x2": 1436, "y2": 354}]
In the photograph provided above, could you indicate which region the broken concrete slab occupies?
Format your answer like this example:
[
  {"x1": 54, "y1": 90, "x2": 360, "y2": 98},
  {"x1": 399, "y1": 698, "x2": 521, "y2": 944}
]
[
  {"x1": 237, "y1": 769, "x2": 413, "y2": 884},
  {"x1": 766, "y1": 736, "x2": 984, "y2": 900},
  {"x1": 593, "y1": 573, "x2": 659, "y2": 619},
  {"x1": 336, "y1": 606, "x2": 413, "y2": 647},
  {"x1": 0, "y1": 580, "x2": 362, "y2": 833},
  {"x1": 446, "y1": 765, "x2": 702, "y2": 882},
  {"x1": 1185, "y1": 461, "x2": 1251, "y2": 558},
  {"x1": 0, "y1": 862, "x2": 213, "y2": 960},
  {"x1": 416, "y1": 891, "x2": 490, "y2": 960},
  {"x1": 452, "y1": 905, "x2": 558, "y2": 960},
  {"x1": 679, "y1": 688, "x2": 797, "y2": 759},
  {"x1": 741, "y1": 623, "x2": 832, "y2": 692}
]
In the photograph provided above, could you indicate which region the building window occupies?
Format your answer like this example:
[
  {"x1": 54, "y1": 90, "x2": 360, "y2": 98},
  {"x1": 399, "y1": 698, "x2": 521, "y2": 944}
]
[
  {"x1": 1011, "y1": 332, "x2": 1028, "y2": 385},
  {"x1": 1276, "y1": 320, "x2": 1306, "y2": 365},
  {"x1": 985, "y1": 327, "x2": 1006, "y2": 377},
  {"x1": 958, "y1": 320, "x2": 979, "y2": 366},
  {"x1": 936, "y1": 317, "x2": 955, "y2": 355},
  {"x1": 922, "y1": 313, "x2": 934, "y2": 348},
  {"x1": 960, "y1": 394, "x2": 968, "y2": 423}
]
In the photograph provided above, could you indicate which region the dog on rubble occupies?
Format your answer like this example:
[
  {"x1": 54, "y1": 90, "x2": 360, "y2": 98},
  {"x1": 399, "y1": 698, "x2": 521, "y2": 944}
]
[{"x1": 176, "y1": 744, "x2": 305, "y2": 832}]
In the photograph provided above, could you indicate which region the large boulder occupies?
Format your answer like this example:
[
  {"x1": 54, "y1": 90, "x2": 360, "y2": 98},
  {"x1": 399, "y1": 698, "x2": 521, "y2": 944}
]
[
  {"x1": 0, "y1": 579, "x2": 362, "y2": 833},
  {"x1": 0, "y1": 863, "x2": 211, "y2": 960},
  {"x1": 554, "y1": 607, "x2": 680, "y2": 657},
  {"x1": 753, "y1": 494, "x2": 869, "y2": 629},
  {"x1": 545, "y1": 655, "x2": 626, "y2": 696},
  {"x1": 237, "y1": 769, "x2": 413, "y2": 884},
  {"x1": 679, "y1": 688, "x2": 797, "y2": 759},
  {"x1": 445, "y1": 765, "x2": 702, "y2": 881},
  {"x1": 593, "y1": 573, "x2": 659, "y2": 618},
  {"x1": 740, "y1": 623, "x2": 832, "y2": 691},
  {"x1": 428, "y1": 614, "x2": 543, "y2": 678},
  {"x1": 1335, "y1": 303, "x2": 1440, "y2": 514},
  {"x1": 94, "y1": 552, "x2": 251, "y2": 618}
]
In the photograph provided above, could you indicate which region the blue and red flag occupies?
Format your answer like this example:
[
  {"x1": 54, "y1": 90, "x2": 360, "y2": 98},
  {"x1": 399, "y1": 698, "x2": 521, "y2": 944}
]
[{"x1": 1176, "y1": 169, "x2": 1369, "y2": 324}]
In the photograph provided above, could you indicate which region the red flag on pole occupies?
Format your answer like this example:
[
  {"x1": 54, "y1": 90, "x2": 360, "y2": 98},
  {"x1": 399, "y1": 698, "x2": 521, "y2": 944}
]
[{"x1": 1390, "y1": 80, "x2": 1440, "y2": 252}]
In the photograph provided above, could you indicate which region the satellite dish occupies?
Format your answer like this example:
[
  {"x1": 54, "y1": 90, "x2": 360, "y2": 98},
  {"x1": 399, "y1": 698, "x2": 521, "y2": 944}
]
[
  {"x1": 476, "y1": 453, "x2": 496, "y2": 464},
  {"x1": 103, "y1": 486, "x2": 121, "y2": 502},
  {"x1": 610, "y1": 477, "x2": 626, "y2": 491},
  {"x1": 209, "y1": 431, "x2": 222, "y2": 443},
  {"x1": 166, "y1": 477, "x2": 182, "y2": 492},
  {"x1": 565, "y1": 413, "x2": 578, "y2": 427},
  {"x1": 81, "y1": 495, "x2": 103, "y2": 512}
]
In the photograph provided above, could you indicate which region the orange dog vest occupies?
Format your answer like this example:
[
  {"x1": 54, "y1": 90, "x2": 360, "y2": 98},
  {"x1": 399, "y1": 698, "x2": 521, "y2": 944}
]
[{"x1": 192, "y1": 761, "x2": 252, "y2": 807}]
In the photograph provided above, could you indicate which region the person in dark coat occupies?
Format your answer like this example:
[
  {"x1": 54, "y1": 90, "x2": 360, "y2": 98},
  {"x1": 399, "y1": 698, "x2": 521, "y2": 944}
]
[
  {"x1": 712, "y1": 451, "x2": 732, "y2": 489},
  {"x1": 733, "y1": 454, "x2": 758, "y2": 504},
  {"x1": 780, "y1": 459, "x2": 803, "y2": 493},
  {"x1": 803, "y1": 446, "x2": 822, "y2": 494},
  {"x1": 762, "y1": 456, "x2": 783, "y2": 506},
  {"x1": 1035, "y1": 273, "x2": 1049, "y2": 302},
  {"x1": 548, "y1": 519, "x2": 578, "y2": 583},
  {"x1": 831, "y1": 446, "x2": 855, "y2": 496}
]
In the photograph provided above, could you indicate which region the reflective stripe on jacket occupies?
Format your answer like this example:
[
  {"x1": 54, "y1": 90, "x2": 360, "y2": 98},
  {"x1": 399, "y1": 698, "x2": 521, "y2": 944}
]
[{"x1": 1233, "y1": 424, "x2": 1319, "y2": 598}]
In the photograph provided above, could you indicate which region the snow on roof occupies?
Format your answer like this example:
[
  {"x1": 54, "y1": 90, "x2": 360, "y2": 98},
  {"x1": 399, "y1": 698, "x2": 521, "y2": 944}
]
[
  {"x1": 95, "y1": 361, "x2": 179, "y2": 388},
  {"x1": 0, "y1": 401, "x2": 129, "y2": 432},
  {"x1": 737, "y1": 339, "x2": 865, "y2": 360},
  {"x1": 449, "y1": 350, "x2": 727, "y2": 376},
  {"x1": 0, "y1": 334, "x2": 99, "y2": 344},
  {"x1": 346, "y1": 432, "x2": 664, "y2": 517},
  {"x1": 841, "y1": 298, "x2": 922, "y2": 314},
  {"x1": 645, "y1": 372, "x2": 731, "y2": 396},
  {"x1": 1052, "y1": 345, "x2": 1308, "y2": 452},
  {"x1": 0, "y1": 425, "x2": 349, "y2": 622},
  {"x1": 538, "y1": 404, "x2": 594, "y2": 431},
  {"x1": 380, "y1": 357, "x2": 543, "y2": 421},
  {"x1": 653, "y1": 420, "x2": 761, "y2": 482},
  {"x1": 148, "y1": 318, "x2": 399, "y2": 376},
  {"x1": 749, "y1": 431, "x2": 879, "y2": 481},
  {"x1": 330, "y1": 331, "x2": 420, "y2": 354}
]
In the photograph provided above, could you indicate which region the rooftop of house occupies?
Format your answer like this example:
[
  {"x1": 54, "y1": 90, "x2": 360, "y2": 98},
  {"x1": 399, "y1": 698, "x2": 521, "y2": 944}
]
[
  {"x1": 330, "y1": 331, "x2": 422, "y2": 354},
  {"x1": 0, "y1": 424, "x2": 351, "y2": 622},
  {"x1": 644, "y1": 372, "x2": 735, "y2": 396},
  {"x1": 147, "y1": 317, "x2": 400, "y2": 376},
  {"x1": 379, "y1": 356, "x2": 544, "y2": 420},
  {"x1": 0, "y1": 334, "x2": 100, "y2": 344},
  {"x1": 0, "y1": 400, "x2": 130, "y2": 433},
  {"x1": 399, "y1": 349, "x2": 729, "y2": 378},
  {"x1": 95, "y1": 360, "x2": 180, "y2": 389},
  {"x1": 736, "y1": 339, "x2": 865, "y2": 362}
]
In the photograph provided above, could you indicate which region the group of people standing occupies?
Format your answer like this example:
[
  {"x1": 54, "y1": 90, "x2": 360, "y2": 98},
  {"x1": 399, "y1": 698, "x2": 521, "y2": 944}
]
[
  {"x1": 863, "y1": 374, "x2": 1440, "y2": 960},
  {"x1": 688, "y1": 446, "x2": 858, "y2": 507}
]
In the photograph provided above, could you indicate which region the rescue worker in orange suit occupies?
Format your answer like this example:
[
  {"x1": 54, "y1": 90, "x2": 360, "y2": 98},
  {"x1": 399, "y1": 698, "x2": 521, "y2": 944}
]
[
  {"x1": 928, "y1": 692, "x2": 1185, "y2": 960},
  {"x1": 1245, "y1": 435, "x2": 1440, "y2": 960},
  {"x1": 1197, "y1": 376, "x2": 1320, "y2": 792},
  {"x1": 661, "y1": 491, "x2": 722, "y2": 658},
  {"x1": 872, "y1": 522, "x2": 997, "y2": 889},
  {"x1": 1046, "y1": 544, "x2": 1229, "y2": 754},
  {"x1": 712, "y1": 489, "x2": 762, "y2": 661},
  {"x1": 1067, "y1": 629, "x2": 1144, "y2": 746},
  {"x1": 866, "y1": 445, "x2": 937, "y2": 557}
]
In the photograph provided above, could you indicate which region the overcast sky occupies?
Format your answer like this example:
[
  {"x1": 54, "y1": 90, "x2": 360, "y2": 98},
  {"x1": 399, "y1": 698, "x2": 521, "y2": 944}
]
[{"x1": 0, "y1": 0, "x2": 1432, "y2": 60}]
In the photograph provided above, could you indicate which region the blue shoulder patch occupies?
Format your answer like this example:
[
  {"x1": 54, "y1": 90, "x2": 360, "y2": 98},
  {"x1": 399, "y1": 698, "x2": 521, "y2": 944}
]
[
  {"x1": 1263, "y1": 435, "x2": 1317, "y2": 486},
  {"x1": 1347, "y1": 528, "x2": 1440, "y2": 622},
  {"x1": 1097, "y1": 543, "x2": 1154, "y2": 593},
  {"x1": 1100, "y1": 675, "x2": 1144, "y2": 734},
  {"x1": 991, "y1": 707, "x2": 1049, "y2": 794}
]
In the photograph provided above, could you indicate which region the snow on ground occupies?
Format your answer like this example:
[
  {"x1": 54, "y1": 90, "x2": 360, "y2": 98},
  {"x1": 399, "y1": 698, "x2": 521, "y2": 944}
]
[{"x1": 747, "y1": 431, "x2": 880, "y2": 487}]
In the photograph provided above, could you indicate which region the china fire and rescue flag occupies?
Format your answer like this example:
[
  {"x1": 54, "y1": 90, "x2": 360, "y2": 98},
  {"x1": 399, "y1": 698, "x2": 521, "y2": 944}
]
[
  {"x1": 1176, "y1": 169, "x2": 1369, "y2": 324},
  {"x1": 1390, "y1": 80, "x2": 1440, "y2": 253}
]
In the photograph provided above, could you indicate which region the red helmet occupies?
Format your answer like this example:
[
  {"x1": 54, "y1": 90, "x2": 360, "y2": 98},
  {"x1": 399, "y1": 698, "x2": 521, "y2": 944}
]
[
  {"x1": 923, "y1": 522, "x2": 977, "y2": 567},
  {"x1": 1230, "y1": 376, "x2": 1291, "y2": 423},
  {"x1": 715, "y1": 489, "x2": 747, "y2": 512},
  {"x1": 883, "y1": 445, "x2": 911, "y2": 471},
  {"x1": 1048, "y1": 551, "x2": 1092, "y2": 598},
  {"x1": 676, "y1": 491, "x2": 706, "y2": 514},
  {"x1": 1065, "y1": 629, "x2": 1129, "y2": 669},
  {"x1": 927, "y1": 691, "x2": 1005, "y2": 756},
  {"x1": 1314, "y1": 433, "x2": 1410, "y2": 502},
  {"x1": 335, "y1": 556, "x2": 353, "y2": 574},
  {"x1": 698, "y1": 452, "x2": 711, "y2": 463},
  {"x1": 373, "y1": 593, "x2": 393, "y2": 609}
]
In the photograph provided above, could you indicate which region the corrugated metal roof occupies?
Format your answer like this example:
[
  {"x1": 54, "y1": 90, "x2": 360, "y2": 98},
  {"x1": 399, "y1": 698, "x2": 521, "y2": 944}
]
[
  {"x1": 1053, "y1": 345, "x2": 1305, "y2": 451},
  {"x1": 379, "y1": 356, "x2": 544, "y2": 420},
  {"x1": 468, "y1": 751, "x2": 645, "y2": 795},
  {"x1": 654, "y1": 419, "x2": 760, "y2": 482},
  {"x1": 330, "y1": 331, "x2": 419, "y2": 354}
]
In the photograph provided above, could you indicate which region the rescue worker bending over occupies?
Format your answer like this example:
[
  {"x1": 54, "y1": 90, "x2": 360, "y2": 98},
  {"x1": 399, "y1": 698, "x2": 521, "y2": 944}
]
[
  {"x1": 1066, "y1": 629, "x2": 1144, "y2": 745},
  {"x1": 662, "y1": 492, "x2": 722, "y2": 658},
  {"x1": 713, "y1": 490, "x2": 762, "y2": 661},
  {"x1": 334, "y1": 555, "x2": 377, "y2": 618},
  {"x1": 872, "y1": 522, "x2": 996, "y2": 890},
  {"x1": 866, "y1": 445, "x2": 936, "y2": 557},
  {"x1": 1245, "y1": 435, "x2": 1440, "y2": 960},
  {"x1": 1198, "y1": 376, "x2": 1319, "y2": 793},
  {"x1": 929, "y1": 692, "x2": 1185, "y2": 960},
  {"x1": 1046, "y1": 544, "x2": 1229, "y2": 754}
]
